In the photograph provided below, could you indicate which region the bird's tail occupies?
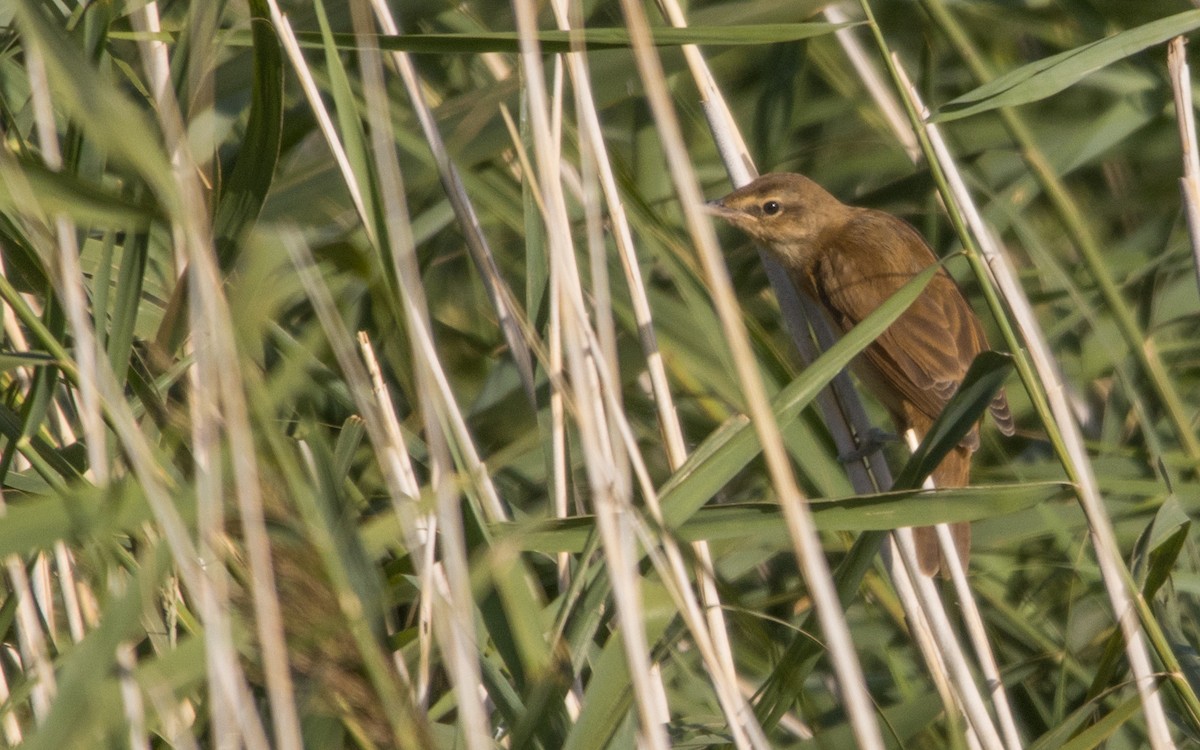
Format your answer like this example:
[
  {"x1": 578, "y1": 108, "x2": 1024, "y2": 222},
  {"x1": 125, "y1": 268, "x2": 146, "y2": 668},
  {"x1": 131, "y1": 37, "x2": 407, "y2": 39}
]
[{"x1": 914, "y1": 444, "x2": 971, "y2": 577}]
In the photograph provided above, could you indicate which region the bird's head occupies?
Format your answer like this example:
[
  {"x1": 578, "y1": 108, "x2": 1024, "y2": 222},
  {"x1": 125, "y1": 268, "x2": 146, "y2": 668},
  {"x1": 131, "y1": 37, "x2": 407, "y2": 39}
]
[{"x1": 706, "y1": 173, "x2": 850, "y2": 267}]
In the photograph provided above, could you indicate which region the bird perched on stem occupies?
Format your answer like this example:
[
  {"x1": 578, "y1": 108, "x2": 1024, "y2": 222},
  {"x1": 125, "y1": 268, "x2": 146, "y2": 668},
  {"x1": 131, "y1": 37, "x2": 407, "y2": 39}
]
[{"x1": 707, "y1": 172, "x2": 1013, "y2": 576}]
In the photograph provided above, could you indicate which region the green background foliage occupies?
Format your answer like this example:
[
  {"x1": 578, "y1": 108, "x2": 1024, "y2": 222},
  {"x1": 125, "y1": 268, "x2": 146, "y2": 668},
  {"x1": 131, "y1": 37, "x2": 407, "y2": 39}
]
[{"x1": 0, "y1": 0, "x2": 1198, "y2": 747}]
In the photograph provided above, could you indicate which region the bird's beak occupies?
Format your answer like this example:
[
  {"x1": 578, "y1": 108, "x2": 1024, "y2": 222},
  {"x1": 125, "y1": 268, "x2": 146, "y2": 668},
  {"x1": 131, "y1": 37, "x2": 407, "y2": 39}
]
[{"x1": 704, "y1": 199, "x2": 736, "y2": 219}]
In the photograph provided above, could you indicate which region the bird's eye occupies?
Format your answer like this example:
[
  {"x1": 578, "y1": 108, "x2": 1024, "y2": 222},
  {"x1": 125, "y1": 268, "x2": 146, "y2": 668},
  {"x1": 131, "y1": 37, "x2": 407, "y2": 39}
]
[{"x1": 762, "y1": 200, "x2": 781, "y2": 216}]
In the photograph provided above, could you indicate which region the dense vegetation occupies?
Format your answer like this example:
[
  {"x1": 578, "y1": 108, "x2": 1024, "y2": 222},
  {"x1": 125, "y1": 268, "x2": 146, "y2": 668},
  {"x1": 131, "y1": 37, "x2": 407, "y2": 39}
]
[{"x1": 0, "y1": 0, "x2": 1198, "y2": 747}]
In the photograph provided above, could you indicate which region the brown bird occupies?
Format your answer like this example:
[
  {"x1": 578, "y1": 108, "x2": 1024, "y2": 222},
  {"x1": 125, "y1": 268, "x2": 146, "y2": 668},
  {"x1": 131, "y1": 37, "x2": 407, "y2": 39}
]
[{"x1": 707, "y1": 173, "x2": 1013, "y2": 575}]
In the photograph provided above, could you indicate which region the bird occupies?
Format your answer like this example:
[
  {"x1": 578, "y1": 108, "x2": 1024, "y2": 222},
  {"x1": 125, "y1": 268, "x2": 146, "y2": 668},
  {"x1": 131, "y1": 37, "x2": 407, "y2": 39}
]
[{"x1": 707, "y1": 172, "x2": 1013, "y2": 575}]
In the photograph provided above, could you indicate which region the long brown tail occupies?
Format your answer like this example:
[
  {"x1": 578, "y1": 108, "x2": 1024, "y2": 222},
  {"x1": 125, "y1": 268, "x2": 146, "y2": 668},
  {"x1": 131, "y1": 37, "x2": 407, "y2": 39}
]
[{"x1": 914, "y1": 444, "x2": 971, "y2": 576}]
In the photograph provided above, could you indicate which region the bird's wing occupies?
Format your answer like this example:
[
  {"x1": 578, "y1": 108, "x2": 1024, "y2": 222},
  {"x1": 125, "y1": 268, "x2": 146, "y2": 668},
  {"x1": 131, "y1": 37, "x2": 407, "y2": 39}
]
[{"x1": 812, "y1": 210, "x2": 991, "y2": 436}]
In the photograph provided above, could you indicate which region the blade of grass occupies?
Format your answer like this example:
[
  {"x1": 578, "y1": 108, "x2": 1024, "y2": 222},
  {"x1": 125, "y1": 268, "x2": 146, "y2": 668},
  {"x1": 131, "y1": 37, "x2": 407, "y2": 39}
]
[
  {"x1": 934, "y1": 10, "x2": 1200, "y2": 122},
  {"x1": 211, "y1": 0, "x2": 284, "y2": 269},
  {"x1": 117, "y1": 23, "x2": 858, "y2": 55}
]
